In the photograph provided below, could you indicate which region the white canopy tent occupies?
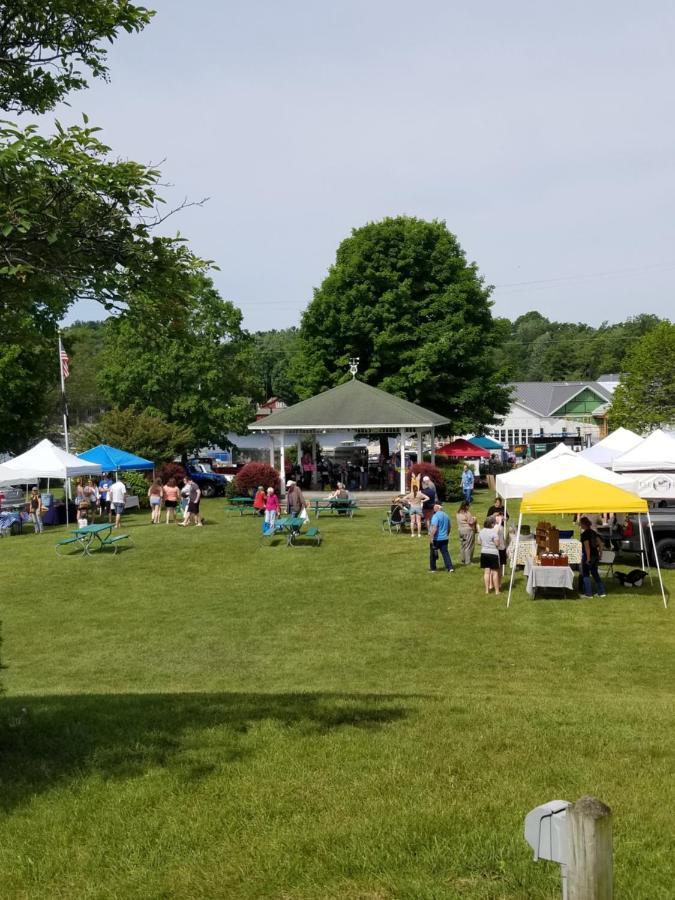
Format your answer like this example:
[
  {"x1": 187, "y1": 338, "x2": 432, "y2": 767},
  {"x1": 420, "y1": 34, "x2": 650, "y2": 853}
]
[
  {"x1": 0, "y1": 439, "x2": 102, "y2": 524},
  {"x1": 612, "y1": 429, "x2": 675, "y2": 500},
  {"x1": 579, "y1": 427, "x2": 643, "y2": 468},
  {"x1": 495, "y1": 443, "x2": 637, "y2": 501}
]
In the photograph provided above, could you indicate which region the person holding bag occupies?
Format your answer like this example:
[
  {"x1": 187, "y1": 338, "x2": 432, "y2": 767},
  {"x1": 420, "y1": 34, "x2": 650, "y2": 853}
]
[{"x1": 456, "y1": 502, "x2": 477, "y2": 564}]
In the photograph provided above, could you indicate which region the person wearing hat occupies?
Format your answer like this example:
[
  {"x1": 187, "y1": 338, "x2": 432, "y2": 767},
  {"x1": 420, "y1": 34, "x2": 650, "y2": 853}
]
[
  {"x1": 286, "y1": 480, "x2": 307, "y2": 519},
  {"x1": 428, "y1": 502, "x2": 454, "y2": 573}
]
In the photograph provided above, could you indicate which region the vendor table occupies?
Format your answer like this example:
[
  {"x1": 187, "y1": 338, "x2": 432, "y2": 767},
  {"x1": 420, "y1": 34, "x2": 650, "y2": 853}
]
[
  {"x1": 525, "y1": 559, "x2": 575, "y2": 597},
  {"x1": 510, "y1": 536, "x2": 582, "y2": 567}
]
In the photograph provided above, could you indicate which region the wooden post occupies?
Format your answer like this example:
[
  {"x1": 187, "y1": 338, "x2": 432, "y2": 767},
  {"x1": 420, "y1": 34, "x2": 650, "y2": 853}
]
[{"x1": 567, "y1": 795, "x2": 612, "y2": 900}]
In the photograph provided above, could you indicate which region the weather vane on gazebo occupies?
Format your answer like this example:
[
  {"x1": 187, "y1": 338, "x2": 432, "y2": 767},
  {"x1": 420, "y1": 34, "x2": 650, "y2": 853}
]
[{"x1": 348, "y1": 357, "x2": 360, "y2": 379}]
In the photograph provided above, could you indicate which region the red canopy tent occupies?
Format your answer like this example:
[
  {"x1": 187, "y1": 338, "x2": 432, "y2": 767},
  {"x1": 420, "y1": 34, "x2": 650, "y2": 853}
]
[{"x1": 436, "y1": 438, "x2": 490, "y2": 458}]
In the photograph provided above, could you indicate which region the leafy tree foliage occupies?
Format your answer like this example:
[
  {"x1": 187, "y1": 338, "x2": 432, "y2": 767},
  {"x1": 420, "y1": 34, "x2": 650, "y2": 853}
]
[
  {"x1": 294, "y1": 217, "x2": 510, "y2": 434},
  {"x1": 497, "y1": 312, "x2": 665, "y2": 381},
  {"x1": 97, "y1": 275, "x2": 254, "y2": 451},
  {"x1": 79, "y1": 407, "x2": 194, "y2": 462},
  {"x1": 0, "y1": 0, "x2": 154, "y2": 113},
  {"x1": 59, "y1": 321, "x2": 108, "y2": 425},
  {"x1": 608, "y1": 322, "x2": 675, "y2": 432},
  {"x1": 248, "y1": 328, "x2": 301, "y2": 404}
]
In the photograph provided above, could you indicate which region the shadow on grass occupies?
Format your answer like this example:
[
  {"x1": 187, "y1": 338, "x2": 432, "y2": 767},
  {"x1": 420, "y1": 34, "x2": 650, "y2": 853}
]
[{"x1": 0, "y1": 691, "x2": 415, "y2": 812}]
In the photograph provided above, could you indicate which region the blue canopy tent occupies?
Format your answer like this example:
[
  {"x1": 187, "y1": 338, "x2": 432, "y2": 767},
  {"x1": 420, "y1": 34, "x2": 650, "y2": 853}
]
[
  {"x1": 78, "y1": 444, "x2": 154, "y2": 473},
  {"x1": 467, "y1": 435, "x2": 503, "y2": 450}
]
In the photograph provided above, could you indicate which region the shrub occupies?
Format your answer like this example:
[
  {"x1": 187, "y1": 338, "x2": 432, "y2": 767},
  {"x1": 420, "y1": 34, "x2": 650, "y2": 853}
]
[
  {"x1": 223, "y1": 479, "x2": 238, "y2": 499},
  {"x1": 122, "y1": 470, "x2": 152, "y2": 509},
  {"x1": 407, "y1": 462, "x2": 445, "y2": 500},
  {"x1": 234, "y1": 462, "x2": 280, "y2": 496},
  {"x1": 157, "y1": 461, "x2": 186, "y2": 485},
  {"x1": 443, "y1": 466, "x2": 464, "y2": 502}
]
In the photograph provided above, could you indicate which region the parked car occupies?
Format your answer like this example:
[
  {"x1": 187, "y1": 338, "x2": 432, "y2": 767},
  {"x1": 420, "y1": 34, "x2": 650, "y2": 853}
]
[
  {"x1": 602, "y1": 510, "x2": 675, "y2": 569},
  {"x1": 0, "y1": 484, "x2": 25, "y2": 509},
  {"x1": 185, "y1": 460, "x2": 228, "y2": 498}
]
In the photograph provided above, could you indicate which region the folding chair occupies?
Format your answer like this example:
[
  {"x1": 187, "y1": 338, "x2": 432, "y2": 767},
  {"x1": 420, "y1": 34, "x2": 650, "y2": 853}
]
[{"x1": 599, "y1": 549, "x2": 616, "y2": 577}]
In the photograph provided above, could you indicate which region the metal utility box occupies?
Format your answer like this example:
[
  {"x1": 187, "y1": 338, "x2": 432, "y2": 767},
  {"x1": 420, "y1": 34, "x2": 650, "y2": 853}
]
[{"x1": 524, "y1": 800, "x2": 570, "y2": 863}]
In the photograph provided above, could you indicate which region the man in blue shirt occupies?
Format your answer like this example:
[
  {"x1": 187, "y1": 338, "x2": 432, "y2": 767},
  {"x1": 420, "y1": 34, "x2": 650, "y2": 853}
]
[
  {"x1": 461, "y1": 465, "x2": 474, "y2": 504},
  {"x1": 429, "y1": 502, "x2": 454, "y2": 573}
]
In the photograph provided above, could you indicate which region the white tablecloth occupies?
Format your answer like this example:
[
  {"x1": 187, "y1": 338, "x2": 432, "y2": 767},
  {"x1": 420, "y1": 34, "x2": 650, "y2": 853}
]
[
  {"x1": 510, "y1": 536, "x2": 582, "y2": 566},
  {"x1": 525, "y1": 564, "x2": 575, "y2": 596}
]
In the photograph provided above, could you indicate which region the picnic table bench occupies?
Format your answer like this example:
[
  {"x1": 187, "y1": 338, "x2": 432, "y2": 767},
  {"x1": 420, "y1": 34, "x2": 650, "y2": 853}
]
[
  {"x1": 261, "y1": 516, "x2": 322, "y2": 547},
  {"x1": 311, "y1": 498, "x2": 359, "y2": 518},
  {"x1": 56, "y1": 523, "x2": 132, "y2": 556},
  {"x1": 225, "y1": 496, "x2": 256, "y2": 516}
]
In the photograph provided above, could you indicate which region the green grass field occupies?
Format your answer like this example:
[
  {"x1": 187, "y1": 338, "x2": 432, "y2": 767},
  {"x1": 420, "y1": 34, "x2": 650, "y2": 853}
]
[{"x1": 1, "y1": 494, "x2": 673, "y2": 899}]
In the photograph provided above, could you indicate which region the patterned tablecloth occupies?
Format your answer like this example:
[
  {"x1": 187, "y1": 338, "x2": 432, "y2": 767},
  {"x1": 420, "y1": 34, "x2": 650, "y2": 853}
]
[{"x1": 509, "y1": 536, "x2": 582, "y2": 566}]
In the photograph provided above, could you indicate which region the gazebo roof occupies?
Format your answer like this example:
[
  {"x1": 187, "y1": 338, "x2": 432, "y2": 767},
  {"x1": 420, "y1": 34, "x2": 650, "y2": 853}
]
[{"x1": 248, "y1": 379, "x2": 449, "y2": 432}]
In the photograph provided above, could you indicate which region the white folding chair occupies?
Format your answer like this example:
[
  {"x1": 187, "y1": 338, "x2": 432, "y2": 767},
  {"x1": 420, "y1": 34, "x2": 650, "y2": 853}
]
[{"x1": 599, "y1": 549, "x2": 616, "y2": 577}]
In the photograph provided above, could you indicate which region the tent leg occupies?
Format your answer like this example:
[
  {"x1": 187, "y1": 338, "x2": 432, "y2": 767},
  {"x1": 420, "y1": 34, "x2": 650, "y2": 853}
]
[
  {"x1": 646, "y1": 510, "x2": 667, "y2": 609},
  {"x1": 638, "y1": 513, "x2": 652, "y2": 583},
  {"x1": 507, "y1": 513, "x2": 522, "y2": 608}
]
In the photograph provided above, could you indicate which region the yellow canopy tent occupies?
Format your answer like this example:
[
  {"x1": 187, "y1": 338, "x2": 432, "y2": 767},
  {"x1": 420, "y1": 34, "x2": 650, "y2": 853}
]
[{"x1": 507, "y1": 475, "x2": 666, "y2": 608}]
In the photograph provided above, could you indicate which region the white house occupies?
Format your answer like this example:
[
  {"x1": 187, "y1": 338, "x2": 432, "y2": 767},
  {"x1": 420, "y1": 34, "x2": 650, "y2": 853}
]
[{"x1": 488, "y1": 378, "x2": 616, "y2": 450}]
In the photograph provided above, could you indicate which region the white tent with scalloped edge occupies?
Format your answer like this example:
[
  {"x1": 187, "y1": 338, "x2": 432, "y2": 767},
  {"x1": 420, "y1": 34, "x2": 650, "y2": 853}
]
[{"x1": 579, "y1": 427, "x2": 643, "y2": 468}]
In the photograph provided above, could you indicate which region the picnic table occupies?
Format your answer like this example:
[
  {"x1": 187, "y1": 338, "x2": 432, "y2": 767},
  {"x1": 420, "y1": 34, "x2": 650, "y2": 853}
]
[
  {"x1": 56, "y1": 523, "x2": 131, "y2": 556},
  {"x1": 225, "y1": 496, "x2": 256, "y2": 516},
  {"x1": 269, "y1": 515, "x2": 321, "y2": 547},
  {"x1": 311, "y1": 498, "x2": 358, "y2": 518}
]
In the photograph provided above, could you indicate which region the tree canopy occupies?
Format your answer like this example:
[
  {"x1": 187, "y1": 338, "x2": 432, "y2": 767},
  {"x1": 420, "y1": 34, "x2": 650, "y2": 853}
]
[
  {"x1": 293, "y1": 216, "x2": 510, "y2": 433},
  {"x1": 97, "y1": 275, "x2": 254, "y2": 451},
  {"x1": 78, "y1": 406, "x2": 193, "y2": 462},
  {"x1": 0, "y1": 1, "x2": 154, "y2": 113},
  {"x1": 608, "y1": 322, "x2": 675, "y2": 432}
]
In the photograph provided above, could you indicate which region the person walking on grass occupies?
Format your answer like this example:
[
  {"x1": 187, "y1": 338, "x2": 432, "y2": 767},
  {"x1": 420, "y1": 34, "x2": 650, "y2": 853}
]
[
  {"x1": 264, "y1": 487, "x2": 280, "y2": 533},
  {"x1": 478, "y1": 516, "x2": 501, "y2": 594},
  {"x1": 162, "y1": 477, "x2": 180, "y2": 524},
  {"x1": 428, "y1": 502, "x2": 454, "y2": 573},
  {"x1": 403, "y1": 484, "x2": 429, "y2": 537},
  {"x1": 148, "y1": 478, "x2": 163, "y2": 525},
  {"x1": 182, "y1": 475, "x2": 202, "y2": 527},
  {"x1": 461, "y1": 465, "x2": 474, "y2": 504},
  {"x1": 29, "y1": 487, "x2": 43, "y2": 534},
  {"x1": 109, "y1": 475, "x2": 126, "y2": 530},
  {"x1": 456, "y1": 501, "x2": 477, "y2": 564},
  {"x1": 579, "y1": 516, "x2": 607, "y2": 598},
  {"x1": 421, "y1": 475, "x2": 436, "y2": 531},
  {"x1": 286, "y1": 480, "x2": 307, "y2": 519}
]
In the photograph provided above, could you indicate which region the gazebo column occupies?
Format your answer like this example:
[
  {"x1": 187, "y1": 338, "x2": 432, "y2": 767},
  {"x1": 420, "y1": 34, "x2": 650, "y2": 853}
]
[
  {"x1": 280, "y1": 432, "x2": 286, "y2": 496},
  {"x1": 310, "y1": 433, "x2": 317, "y2": 488},
  {"x1": 399, "y1": 429, "x2": 407, "y2": 494},
  {"x1": 297, "y1": 435, "x2": 302, "y2": 483},
  {"x1": 416, "y1": 429, "x2": 423, "y2": 465},
  {"x1": 430, "y1": 427, "x2": 436, "y2": 466},
  {"x1": 269, "y1": 435, "x2": 275, "y2": 469}
]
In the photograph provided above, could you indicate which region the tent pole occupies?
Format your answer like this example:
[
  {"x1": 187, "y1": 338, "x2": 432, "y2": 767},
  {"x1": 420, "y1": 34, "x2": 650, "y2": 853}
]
[
  {"x1": 507, "y1": 512, "x2": 522, "y2": 608},
  {"x1": 646, "y1": 510, "x2": 667, "y2": 609},
  {"x1": 637, "y1": 513, "x2": 652, "y2": 584}
]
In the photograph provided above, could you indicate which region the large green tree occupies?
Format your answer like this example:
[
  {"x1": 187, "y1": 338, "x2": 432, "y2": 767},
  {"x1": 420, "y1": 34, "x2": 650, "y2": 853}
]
[
  {"x1": 78, "y1": 407, "x2": 194, "y2": 462},
  {"x1": 97, "y1": 275, "x2": 254, "y2": 451},
  {"x1": 248, "y1": 328, "x2": 301, "y2": 404},
  {"x1": 293, "y1": 216, "x2": 510, "y2": 433},
  {"x1": 608, "y1": 322, "x2": 675, "y2": 431},
  {"x1": 0, "y1": 1, "x2": 154, "y2": 114}
]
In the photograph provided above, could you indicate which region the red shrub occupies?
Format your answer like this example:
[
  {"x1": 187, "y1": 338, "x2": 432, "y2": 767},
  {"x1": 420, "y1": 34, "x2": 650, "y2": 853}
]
[
  {"x1": 234, "y1": 462, "x2": 280, "y2": 496},
  {"x1": 157, "y1": 461, "x2": 187, "y2": 485},
  {"x1": 406, "y1": 462, "x2": 446, "y2": 500}
]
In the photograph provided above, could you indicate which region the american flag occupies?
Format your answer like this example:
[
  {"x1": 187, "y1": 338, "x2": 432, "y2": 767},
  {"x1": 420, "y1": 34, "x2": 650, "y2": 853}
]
[{"x1": 59, "y1": 344, "x2": 70, "y2": 379}]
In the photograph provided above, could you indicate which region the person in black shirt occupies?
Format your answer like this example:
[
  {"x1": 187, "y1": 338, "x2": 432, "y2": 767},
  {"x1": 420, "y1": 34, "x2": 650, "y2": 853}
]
[
  {"x1": 487, "y1": 497, "x2": 508, "y2": 519},
  {"x1": 579, "y1": 516, "x2": 606, "y2": 597}
]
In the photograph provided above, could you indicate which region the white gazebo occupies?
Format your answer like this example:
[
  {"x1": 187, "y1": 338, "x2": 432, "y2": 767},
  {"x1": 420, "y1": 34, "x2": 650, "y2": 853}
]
[{"x1": 248, "y1": 378, "x2": 449, "y2": 494}]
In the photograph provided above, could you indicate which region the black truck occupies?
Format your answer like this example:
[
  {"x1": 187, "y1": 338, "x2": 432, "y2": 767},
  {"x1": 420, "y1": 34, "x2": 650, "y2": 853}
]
[{"x1": 602, "y1": 509, "x2": 675, "y2": 569}]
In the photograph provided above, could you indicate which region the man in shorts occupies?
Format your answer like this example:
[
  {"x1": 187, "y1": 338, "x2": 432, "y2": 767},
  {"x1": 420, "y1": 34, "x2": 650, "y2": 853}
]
[
  {"x1": 109, "y1": 476, "x2": 126, "y2": 529},
  {"x1": 181, "y1": 475, "x2": 203, "y2": 527}
]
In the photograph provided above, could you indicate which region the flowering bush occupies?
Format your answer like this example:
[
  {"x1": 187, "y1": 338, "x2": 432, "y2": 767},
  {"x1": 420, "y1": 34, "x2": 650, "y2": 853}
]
[
  {"x1": 157, "y1": 462, "x2": 186, "y2": 485},
  {"x1": 234, "y1": 462, "x2": 280, "y2": 496},
  {"x1": 406, "y1": 462, "x2": 445, "y2": 500}
]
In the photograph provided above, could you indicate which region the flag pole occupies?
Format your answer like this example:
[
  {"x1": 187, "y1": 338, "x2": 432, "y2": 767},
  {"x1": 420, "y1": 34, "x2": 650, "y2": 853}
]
[{"x1": 58, "y1": 333, "x2": 71, "y2": 522}]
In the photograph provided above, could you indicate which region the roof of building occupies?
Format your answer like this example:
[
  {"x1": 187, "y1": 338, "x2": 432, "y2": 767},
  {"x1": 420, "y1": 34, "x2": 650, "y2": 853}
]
[
  {"x1": 510, "y1": 381, "x2": 613, "y2": 417},
  {"x1": 249, "y1": 378, "x2": 449, "y2": 431}
]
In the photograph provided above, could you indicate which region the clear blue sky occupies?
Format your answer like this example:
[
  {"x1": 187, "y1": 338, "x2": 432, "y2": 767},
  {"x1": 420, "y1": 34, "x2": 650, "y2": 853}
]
[{"x1": 60, "y1": 0, "x2": 675, "y2": 331}]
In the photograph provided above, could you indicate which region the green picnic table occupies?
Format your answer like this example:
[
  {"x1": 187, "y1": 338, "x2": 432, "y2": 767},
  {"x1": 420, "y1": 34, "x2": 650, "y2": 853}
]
[
  {"x1": 311, "y1": 498, "x2": 358, "y2": 518},
  {"x1": 56, "y1": 523, "x2": 131, "y2": 556},
  {"x1": 225, "y1": 496, "x2": 256, "y2": 516},
  {"x1": 270, "y1": 516, "x2": 321, "y2": 547}
]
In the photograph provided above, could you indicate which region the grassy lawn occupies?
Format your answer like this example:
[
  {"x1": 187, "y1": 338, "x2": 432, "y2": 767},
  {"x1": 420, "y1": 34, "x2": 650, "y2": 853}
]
[{"x1": 0, "y1": 493, "x2": 673, "y2": 899}]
